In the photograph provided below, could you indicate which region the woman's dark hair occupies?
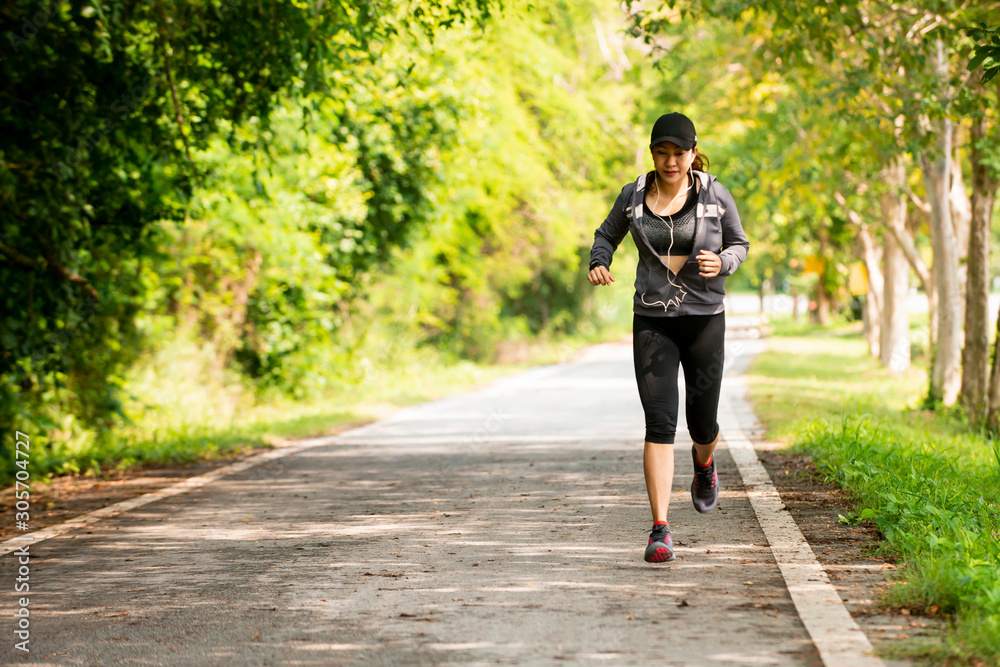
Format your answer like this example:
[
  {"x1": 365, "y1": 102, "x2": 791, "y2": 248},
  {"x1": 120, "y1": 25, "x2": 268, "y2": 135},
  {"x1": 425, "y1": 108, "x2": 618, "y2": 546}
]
[{"x1": 692, "y1": 151, "x2": 709, "y2": 172}]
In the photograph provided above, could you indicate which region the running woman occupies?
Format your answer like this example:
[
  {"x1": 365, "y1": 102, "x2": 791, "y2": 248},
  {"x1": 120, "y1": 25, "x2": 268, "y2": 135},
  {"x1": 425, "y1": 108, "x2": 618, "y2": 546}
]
[{"x1": 586, "y1": 112, "x2": 749, "y2": 563}]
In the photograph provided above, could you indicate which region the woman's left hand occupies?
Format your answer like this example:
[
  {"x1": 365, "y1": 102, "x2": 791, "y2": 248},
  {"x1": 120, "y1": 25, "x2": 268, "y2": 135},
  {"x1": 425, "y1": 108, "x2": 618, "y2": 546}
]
[{"x1": 697, "y1": 249, "x2": 722, "y2": 278}]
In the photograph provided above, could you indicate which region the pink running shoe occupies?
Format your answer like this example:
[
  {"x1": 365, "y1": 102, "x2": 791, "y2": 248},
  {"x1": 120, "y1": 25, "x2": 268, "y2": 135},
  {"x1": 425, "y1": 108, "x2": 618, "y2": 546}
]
[{"x1": 644, "y1": 522, "x2": 675, "y2": 562}]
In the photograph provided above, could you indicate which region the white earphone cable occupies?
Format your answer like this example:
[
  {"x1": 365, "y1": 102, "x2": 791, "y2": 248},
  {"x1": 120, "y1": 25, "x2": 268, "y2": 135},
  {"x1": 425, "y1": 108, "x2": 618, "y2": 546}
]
[
  {"x1": 641, "y1": 163, "x2": 697, "y2": 312},
  {"x1": 649, "y1": 167, "x2": 693, "y2": 291}
]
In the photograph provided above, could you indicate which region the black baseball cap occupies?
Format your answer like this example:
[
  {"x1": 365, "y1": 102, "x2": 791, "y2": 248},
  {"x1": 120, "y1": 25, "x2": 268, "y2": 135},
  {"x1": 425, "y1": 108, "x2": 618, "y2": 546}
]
[{"x1": 650, "y1": 112, "x2": 697, "y2": 151}]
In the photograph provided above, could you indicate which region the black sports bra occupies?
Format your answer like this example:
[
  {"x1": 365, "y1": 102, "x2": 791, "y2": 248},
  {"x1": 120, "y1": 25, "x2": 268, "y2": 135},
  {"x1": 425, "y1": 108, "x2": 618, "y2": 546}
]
[{"x1": 642, "y1": 175, "x2": 697, "y2": 256}]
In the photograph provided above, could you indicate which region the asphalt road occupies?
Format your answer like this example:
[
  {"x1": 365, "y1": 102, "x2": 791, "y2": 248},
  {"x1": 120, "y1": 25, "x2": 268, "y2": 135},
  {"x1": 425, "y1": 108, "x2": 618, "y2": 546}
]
[{"x1": 2, "y1": 319, "x2": 829, "y2": 666}]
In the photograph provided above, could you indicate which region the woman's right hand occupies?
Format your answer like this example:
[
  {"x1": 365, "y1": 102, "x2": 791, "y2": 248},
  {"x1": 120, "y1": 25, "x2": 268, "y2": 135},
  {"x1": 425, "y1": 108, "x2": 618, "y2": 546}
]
[{"x1": 588, "y1": 265, "x2": 615, "y2": 286}]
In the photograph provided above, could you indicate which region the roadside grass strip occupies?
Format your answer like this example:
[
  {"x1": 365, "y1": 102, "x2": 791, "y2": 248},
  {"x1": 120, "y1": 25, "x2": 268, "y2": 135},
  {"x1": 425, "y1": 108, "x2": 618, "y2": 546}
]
[
  {"x1": 793, "y1": 416, "x2": 1000, "y2": 663},
  {"x1": 745, "y1": 322, "x2": 1000, "y2": 664},
  {"x1": 722, "y1": 376, "x2": 886, "y2": 667}
]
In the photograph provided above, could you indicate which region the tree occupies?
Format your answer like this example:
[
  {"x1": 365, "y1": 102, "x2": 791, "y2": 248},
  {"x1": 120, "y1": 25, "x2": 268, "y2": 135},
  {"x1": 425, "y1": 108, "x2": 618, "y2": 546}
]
[
  {"x1": 649, "y1": 0, "x2": 999, "y2": 406},
  {"x1": 0, "y1": 0, "x2": 498, "y2": 461}
]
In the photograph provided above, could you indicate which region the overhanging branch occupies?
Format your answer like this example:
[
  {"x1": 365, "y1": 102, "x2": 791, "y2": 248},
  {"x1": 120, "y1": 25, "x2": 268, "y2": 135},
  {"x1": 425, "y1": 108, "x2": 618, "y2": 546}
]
[
  {"x1": 0, "y1": 240, "x2": 100, "y2": 300},
  {"x1": 0, "y1": 241, "x2": 36, "y2": 269}
]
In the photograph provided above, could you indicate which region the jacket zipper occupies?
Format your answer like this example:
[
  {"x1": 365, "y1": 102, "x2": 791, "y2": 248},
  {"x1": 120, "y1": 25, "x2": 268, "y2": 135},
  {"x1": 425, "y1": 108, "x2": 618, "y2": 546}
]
[{"x1": 633, "y1": 172, "x2": 704, "y2": 279}]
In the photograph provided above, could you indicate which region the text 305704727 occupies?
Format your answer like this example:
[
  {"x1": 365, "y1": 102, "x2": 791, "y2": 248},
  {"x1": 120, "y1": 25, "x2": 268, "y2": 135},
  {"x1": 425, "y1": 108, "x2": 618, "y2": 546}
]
[{"x1": 13, "y1": 431, "x2": 31, "y2": 653}]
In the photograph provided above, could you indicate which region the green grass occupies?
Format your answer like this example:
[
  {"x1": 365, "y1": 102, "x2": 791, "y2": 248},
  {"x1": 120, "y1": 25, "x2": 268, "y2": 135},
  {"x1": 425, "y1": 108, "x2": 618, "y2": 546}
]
[{"x1": 747, "y1": 316, "x2": 1000, "y2": 665}]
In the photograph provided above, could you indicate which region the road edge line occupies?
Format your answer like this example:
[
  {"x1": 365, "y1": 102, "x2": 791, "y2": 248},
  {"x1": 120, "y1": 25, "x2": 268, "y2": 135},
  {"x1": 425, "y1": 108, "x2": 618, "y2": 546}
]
[
  {"x1": 721, "y1": 345, "x2": 886, "y2": 667},
  {"x1": 0, "y1": 435, "x2": 339, "y2": 557}
]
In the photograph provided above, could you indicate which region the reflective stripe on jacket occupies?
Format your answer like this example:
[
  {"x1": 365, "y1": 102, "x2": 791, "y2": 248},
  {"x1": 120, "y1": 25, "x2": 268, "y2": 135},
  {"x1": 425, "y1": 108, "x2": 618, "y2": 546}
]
[{"x1": 589, "y1": 170, "x2": 749, "y2": 317}]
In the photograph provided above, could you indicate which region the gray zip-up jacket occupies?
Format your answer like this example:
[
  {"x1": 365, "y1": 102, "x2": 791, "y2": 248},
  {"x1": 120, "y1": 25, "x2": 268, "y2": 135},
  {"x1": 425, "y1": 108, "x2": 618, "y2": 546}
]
[{"x1": 589, "y1": 169, "x2": 749, "y2": 317}]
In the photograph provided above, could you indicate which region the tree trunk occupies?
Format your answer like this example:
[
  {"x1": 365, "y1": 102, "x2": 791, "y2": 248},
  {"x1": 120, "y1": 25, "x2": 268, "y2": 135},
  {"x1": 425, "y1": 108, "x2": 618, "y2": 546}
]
[
  {"x1": 986, "y1": 302, "x2": 1000, "y2": 433},
  {"x1": 988, "y1": 306, "x2": 1000, "y2": 432},
  {"x1": 210, "y1": 247, "x2": 264, "y2": 377},
  {"x1": 837, "y1": 190, "x2": 884, "y2": 356},
  {"x1": 880, "y1": 157, "x2": 911, "y2": 372},
  {"x1": 969, "y1": 113, "x2": 1000, "y2": 426},
  {"x1": 951, "y1": 150, "x2": 972, "y2": 257},
  {"x1": 920, "y1": 64, "x2": 961, "y2": 406},
  {"x1": 923, "y1": 141, "x2": 961, "y2": 406},
  {"x1": 815, "y1": 223, "x2": 831, "y2": 325},
  {"x1": 885, "y1": 188, "x2": 933, "y2": 362},
  {"x1": 913, "y1": 207, "x2": 938, "y2": 350},
  {"x1": 815, "y1": 281, "x2": 831, "y2": 325},
  {"x1": 951, "y1": 130, "x2": 972, "y2": 344},
  {"x1": 857, "y1": 224, "x2": 882, "y2": 357},
  {"x1": 885, "y1": 208, "x2": 931, "y2": 301}
]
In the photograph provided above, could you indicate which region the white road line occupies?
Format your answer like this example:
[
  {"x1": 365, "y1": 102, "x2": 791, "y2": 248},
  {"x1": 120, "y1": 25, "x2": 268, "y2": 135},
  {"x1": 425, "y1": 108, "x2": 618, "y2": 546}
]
[
  {"x1": 2, "y1": 334, "x2": 886, "y2": 667},
  {"x1": 0, "y1": 435, "x2": 339, "y2": 557},
  {"x1": 721, "y1": 368, "x2": 885, "y2": 667}
]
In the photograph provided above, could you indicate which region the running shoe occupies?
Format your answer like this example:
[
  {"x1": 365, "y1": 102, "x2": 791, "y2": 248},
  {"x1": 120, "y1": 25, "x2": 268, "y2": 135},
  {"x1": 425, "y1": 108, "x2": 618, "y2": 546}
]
[
  {"x1": 690, "y1": 445, "x2": 719, "y2": 513},
  {"x1": 644, "y1": 522, "x2": 675, "y2": 563}
]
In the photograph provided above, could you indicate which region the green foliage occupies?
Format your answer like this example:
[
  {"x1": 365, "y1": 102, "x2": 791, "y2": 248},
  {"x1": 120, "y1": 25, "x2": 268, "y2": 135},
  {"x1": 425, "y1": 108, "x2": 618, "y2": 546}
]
[
  {"x1": 966, "y1": 24, "x2": 1000, "y2": 83},
  {"x1": 158, "y1": 51, "x2": 468, "y2": 398},
  {"x1": 629, "y1": 1, "x2": 1000, "y2": 342},
  {"x1": 366, "y1": 0, "x2": 641, "y2": 361},
  {"x1": 0, "y1": 0, "x2": 498, "y2": 471},
  {"x1": 0, "y1": 0, "x2": 642, "y2": 481},
  {"x1": 797, "y1": 415, "x2": 1000, "y2": 661},
  {"x1": 750, "y1": 325, "x2": 1000, "y2": 662},
  {"x1": 624, "y1": 11, "x2": 873, "y2": 314}
]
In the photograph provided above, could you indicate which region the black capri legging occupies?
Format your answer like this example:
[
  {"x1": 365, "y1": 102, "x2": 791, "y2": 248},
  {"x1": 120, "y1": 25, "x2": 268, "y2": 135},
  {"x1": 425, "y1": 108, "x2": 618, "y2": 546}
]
[{"x1": 632, "y1": 311, "x2": 726, "y2": 445}]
